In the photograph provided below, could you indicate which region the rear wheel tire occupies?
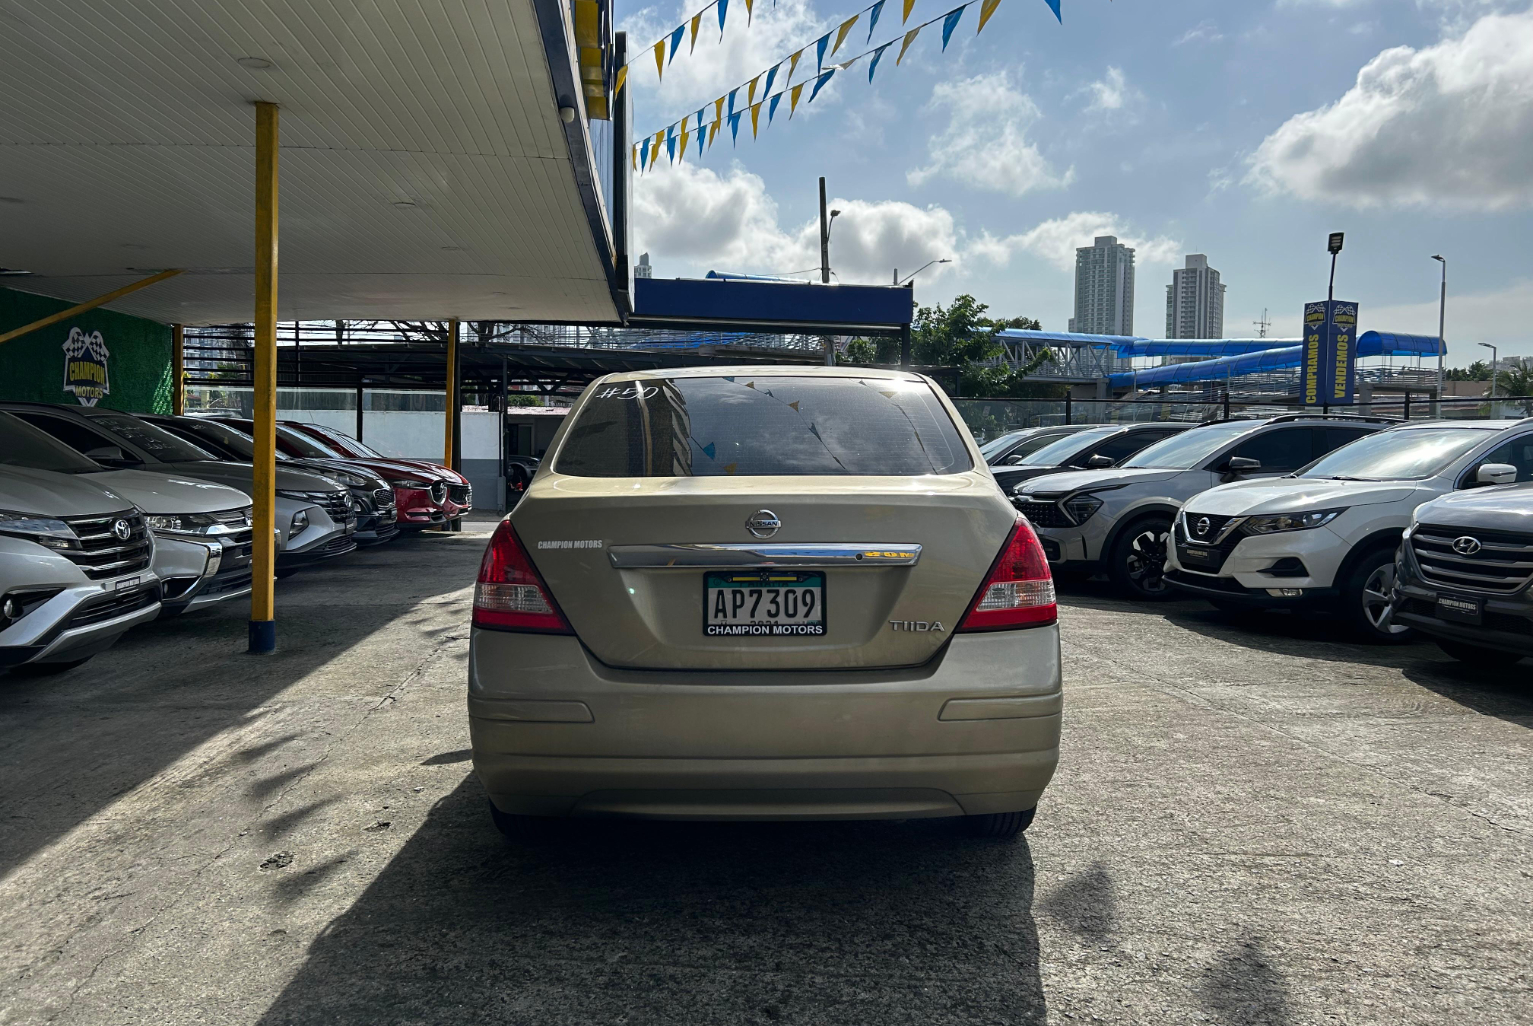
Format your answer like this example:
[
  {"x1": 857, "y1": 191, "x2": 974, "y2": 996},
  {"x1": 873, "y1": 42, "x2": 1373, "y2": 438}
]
[
  {"x1": 489, "y1": 801, "x2": 557, "y2": 841},
  {"x1": 1108, "y1": 515, "x2": 1175, "y2": 601},
  {"x1": 966, "y1": 806, "x2": 1035, "y2": 839},
  {"x1": 1342, "y1": 547, "x2": 1413, "y2": 644},
  {"x1": 1434, "y1": 637, "x2": 1526, "y2": 667}
]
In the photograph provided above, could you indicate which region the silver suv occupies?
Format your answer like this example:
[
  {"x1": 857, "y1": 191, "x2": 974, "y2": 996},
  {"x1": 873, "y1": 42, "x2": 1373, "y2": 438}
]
[{"x1": 1012, "y1": 414, "x2": 1392, "y2": 598}]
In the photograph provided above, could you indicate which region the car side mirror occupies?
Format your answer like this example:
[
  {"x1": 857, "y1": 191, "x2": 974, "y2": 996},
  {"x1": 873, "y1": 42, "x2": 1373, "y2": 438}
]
[
  {"x1": 1086, "y1": 454, "x2": 1115, "y2": 469},
  {"x1": 84, "y1": 445, "x2": 137, "y2": 466},
  {"x1": 1003, "y1": 454, "x2": 1025, "y2": 465},
  {"x1": 1226, "y1": 456, "x2": 1262, "y2": 473},
  {"x1": 1476, "y1": 462, "x2": 1518, "y2": 486}
]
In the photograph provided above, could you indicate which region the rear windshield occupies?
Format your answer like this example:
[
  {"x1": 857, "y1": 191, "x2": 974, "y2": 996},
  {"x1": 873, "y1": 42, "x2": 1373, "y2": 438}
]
[{"x1": 555, "y1": 376, "x2": 973, "y2": 477}]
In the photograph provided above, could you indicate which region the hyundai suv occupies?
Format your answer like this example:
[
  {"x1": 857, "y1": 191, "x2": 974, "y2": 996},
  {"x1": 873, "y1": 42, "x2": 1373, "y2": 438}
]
[
  {"x1": 1165, "y1": 419, "x2": 1529, "y2": 640},
  {"x1": 1012, "y1": 415, "x2": 1390, "y2": 598}
]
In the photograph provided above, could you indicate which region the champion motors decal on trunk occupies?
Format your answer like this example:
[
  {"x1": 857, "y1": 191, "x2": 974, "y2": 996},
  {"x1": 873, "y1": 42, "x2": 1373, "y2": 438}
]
[
  {"x1": 536, "y1": 540, "x2": 604, "y2": 549},
  {"x1": 61, "y1": 327, "x2": 110, "y2": 407}
]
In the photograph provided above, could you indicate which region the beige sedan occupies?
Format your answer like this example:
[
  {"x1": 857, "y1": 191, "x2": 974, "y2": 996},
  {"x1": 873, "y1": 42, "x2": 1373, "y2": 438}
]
[{"x1": 468, "y1": 366, "x2": 1062, "y2": 838}]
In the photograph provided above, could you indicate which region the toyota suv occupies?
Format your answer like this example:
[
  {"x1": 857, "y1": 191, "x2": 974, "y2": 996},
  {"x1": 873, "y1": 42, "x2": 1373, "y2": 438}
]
[
  {"x1": 1391, "y1": 483, "x2": 1533, "y2": 666},
  {"x1": 1165, "y1": 419, "x2": 1529, "y2": 641},
  {"x1": 1, "y1": 402, "x2": 356, "y2": 574},
  {"x1": 1012, "y1": 415, "x2": 1390, "y2": 598}
]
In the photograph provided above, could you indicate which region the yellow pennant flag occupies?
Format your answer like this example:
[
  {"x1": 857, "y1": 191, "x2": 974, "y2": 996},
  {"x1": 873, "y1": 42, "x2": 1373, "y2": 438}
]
[
  {"x1": 896, "y1": 26, "x2": 921, "y2": 65},
  {"x1": 750, "y1": 101, "x2": 762, "y2": 137},
  {"x1": 678, "y1": 121, "x2": 691, "y2": 158},
  {"x1": 789, "y1": 82, "x2": 805, "y2": 117},
  {"x1": 788, "y1": 49, "x2": 803, "y2": 81},
  {"x1": 690, "y1": 13, "x2": 702, "y2": 51},
  {"x1": 746, "y1": 74, "x2": 761, "y2": 106},
  {"x1": 707, "y1": 120, "x2": 719, "y2": 147},
  {"x1": 744, "y1": 0, "x2": 754, "y2": 24},
  {"x1": 902, "y1": 0, "x2": 917, "y2": 24},
  {"x1": 613, "y1": 64, "x2": 628, "y2": 96},
  {"x1": 977, "y1": 0, "x2": 1002, "y2": 33},
  {"x1": 652, "y1": 40, "x2": 665, "y2": 78},
  {"x1": 831, "y1": 15, "x2": 859, "y2": 57},
  {"x1": 631, "y1": 144, "x2": 638, "y2": 170},
  {"x1": 653, "y1": 129, "x2": 665, "y2": 160},
  {"x1": 714, "y1": 96, "x2": 727, "y2": 123}
]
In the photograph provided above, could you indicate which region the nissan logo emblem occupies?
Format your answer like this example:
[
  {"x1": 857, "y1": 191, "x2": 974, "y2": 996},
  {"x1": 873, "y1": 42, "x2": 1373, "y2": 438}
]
[
  {"x1": 111, "y1": 519, "x2": 132, "y2": 541},
  {"x1": 1451, "y1": 536, "x2": 1482, "y2": 556},
  {"x1": 746, "y1": 509, "x2": 781, "y2": 539},
  {"x1": 1195, "y1": 516, "x2": 1212, "y2": 537}
]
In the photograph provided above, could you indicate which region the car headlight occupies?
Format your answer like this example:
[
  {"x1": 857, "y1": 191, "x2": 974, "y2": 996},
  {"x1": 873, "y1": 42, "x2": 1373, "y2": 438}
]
[
  {"x1": 0, "y1": 510, "x2": 76, "y2": 550},
  {"x1": 1064, "y1": 494, "x2": 1104, "y2": 525},
  {"x1": 324, "y1": 470, "x2": 369, "y2": 488},
  {"x1": 1242, "y1": 508, "x2": 1346, "y2": 535},
  {"x1": 389, "y1": 478, "x2": 433, "y2": 489},
  {"x1": 276, "y1": 489, "x2": 312, "y2": 501},
  {"x1": 145, "y1": 512, "x2": 222, "y2": 536}
]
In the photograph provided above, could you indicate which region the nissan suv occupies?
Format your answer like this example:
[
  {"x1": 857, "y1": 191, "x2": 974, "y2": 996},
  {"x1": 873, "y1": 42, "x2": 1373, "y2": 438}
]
[
  {"x1": 1012, "y1": 415, "x2": 1390, "y2": 598},
  {"x1": 1165, "y1": 419, "x2": 1529, "y2": 640}
]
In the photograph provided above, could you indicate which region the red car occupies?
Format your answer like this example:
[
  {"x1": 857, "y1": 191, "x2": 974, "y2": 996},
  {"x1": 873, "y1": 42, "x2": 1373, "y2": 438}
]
[
  {"x1": 213, "y1": 418, "x2": 469, "y2": 530},
  {"x1": 282, "y1": 421, "x2": 473, "y2": 527}
]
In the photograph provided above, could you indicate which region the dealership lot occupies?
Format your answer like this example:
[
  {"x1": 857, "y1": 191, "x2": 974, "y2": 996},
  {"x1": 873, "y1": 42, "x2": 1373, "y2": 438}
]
[{"x1": 1, "y1": 516, "x2": 1528, "y2": 1026}]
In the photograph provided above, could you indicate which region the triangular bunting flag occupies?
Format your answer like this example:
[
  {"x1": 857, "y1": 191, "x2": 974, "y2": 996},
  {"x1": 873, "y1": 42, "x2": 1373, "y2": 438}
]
[
  {"x1": 631, "y1": 143, "x2": 638, "y2": 171},
  {"x1": 809, "y1": 69, "x2": 835, "y2": 103},
  {"x1": 750, "y1": 101, "x2": 762, "y2": 137},
  {"x1": 940, "y1": 6, "x2": 964, "y2": 50},
  {"x1": 744, "y1": 0, "x2": 754, "y2": 24},
  {"x1": 977, "y1": 0, "x2": 1002, "y2": 33},
  {"x1": 678, "y1": 121, "x2": 691, "y2": 158},
  {"x1": 896, "y1": 26, "x2": 921, "y2": 64},
  {"x1": 728, "y1": 88, "x2": 739, "y2": 116},
  {"x1": 831, "y1": 16, "x2": 858, "y2": 57},
  {"x1": 768, "y1": 92, "x2": 782, "y2": 123},
  {"x1": 614, "y1": 64, "x2": 628, "y2": 96},
  {"x1": 867, "y1": 0, "x2": 885, "y2": 41},
  {"x1": 690, "y1": 13, "x2": 702, "y2": 51},
  {"x1": 653, "y1": 40, "x2": 666, "y2": 78},
  {"x1": 653, "y1": 129, "x2": 665, "y2": 164},
  {"x1": 727, "y1": 111, "x2": 743, "y2": 144},
  {"x1": 747, "y1": 74, "x2": 760, "y2": 106},
  {"x1": 1043, "y1": 0, "x2": 1060, "y2": 23},
  {"x1": 718, "y1": 0, "x2": 729, "y2": 37},
  {"x1": 708, "y1": 120, "x2": 719, "y2": 147},
  {"x1": 815, "y1": 32, "x2": 831, "y2": 72},
  {"x1": 868, "y1": 42, "x2": 891, "y2": 82},
  {"x1": 668, "y1": 24, "x2": 685, "y2": 63},
  {"x1": 789, "y1": 49, "x2": 803, "y2": 81},
  {"x1": 838, "y1": 57, "x2": 859, "y2": 71},
  {"x1": 902, "y1": 0, "x2": 916, "y2": 24},
  {"x1": 665, "y1": 124, "x2": 676, "y2": 163},
  {"x1": 638, "y1": 140, "x2": 648, "y2": 171},
  {"x1": 764, "y1": 63, "x2": 779, "y2": 97},
  {"x1": 697, "y1": 112, "x2": 707, "y2": 156},
  {"x1": 789, "y1": 82, "x2": 805, "y2": 117}
]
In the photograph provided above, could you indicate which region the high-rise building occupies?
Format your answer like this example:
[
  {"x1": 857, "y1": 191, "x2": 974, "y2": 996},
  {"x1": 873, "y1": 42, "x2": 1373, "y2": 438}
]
[
  {"x1": 1072, "y1": 236, "x2": 1135, "y2": 336},
  {"x1": 633, "y1": 252, "x2": 653, "y2": 279},
  {"x1": 1165, "y1": 254, "x2": 1225, "y2": 339}
]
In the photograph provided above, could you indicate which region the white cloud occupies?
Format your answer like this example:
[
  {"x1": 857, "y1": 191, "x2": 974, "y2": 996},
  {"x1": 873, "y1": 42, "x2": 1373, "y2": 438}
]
[
  {"x1": 1083, "y1": 66, "x2": 1133, "y2": 112},
  {"x1": 970, "y1": 211, "x2": 1183, "y2": 272},
  {"x1": 1246, "y1": 9, "x2": 1533, "y2": 211},
  {"x1": 1356, "y1": 279, "x2": 1533, "y2": 355},
  {"x1": 632, "y1": 160, "x2": 960, "y2": 285},
  {"x1": 907, "y1": 72, "x2": 1071, "y2": 197},
  {"x1": 1173, "y1": 20, "x2": 1223, "y2": 46}
]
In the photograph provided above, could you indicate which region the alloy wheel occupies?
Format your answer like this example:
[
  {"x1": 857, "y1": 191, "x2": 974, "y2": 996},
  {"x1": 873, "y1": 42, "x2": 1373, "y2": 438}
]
[
  {"x1": 1125, "y1": 526, "x2": 1171, "y2": 595},
  {"x1": 1361, "y1": 563, "x2": 1408, "y2": 635}
]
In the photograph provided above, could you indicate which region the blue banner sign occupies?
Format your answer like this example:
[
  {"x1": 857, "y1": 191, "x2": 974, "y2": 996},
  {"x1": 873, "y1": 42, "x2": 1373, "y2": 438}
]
[{"x1": 1301, "y1": 300, "x2": 1359, "y2": 406}]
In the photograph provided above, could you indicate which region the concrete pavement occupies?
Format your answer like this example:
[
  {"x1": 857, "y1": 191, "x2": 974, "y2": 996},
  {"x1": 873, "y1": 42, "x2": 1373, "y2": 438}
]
[{"x1": 1, "y1": 519, "x2": 1528, "y2": 1025}]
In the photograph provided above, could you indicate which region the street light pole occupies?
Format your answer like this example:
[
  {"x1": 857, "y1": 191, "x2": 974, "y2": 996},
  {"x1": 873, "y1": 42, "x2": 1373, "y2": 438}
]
[
  {"x1": 896, "y1": 258, "x2": 952, "y2": 286},
  {"x1": 818, "y1": 177, "x2": 840, "y2": 364},
  {"x1": 1432, "y1": 255, "x2": 1446, "y2": 410},
  {"x1": 1479, "y1": 342, "x2": 1498, "y2": 400}
]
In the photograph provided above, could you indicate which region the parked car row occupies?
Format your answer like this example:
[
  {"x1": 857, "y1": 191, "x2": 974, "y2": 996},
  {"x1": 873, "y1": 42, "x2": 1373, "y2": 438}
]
[
  {"x1": 988, "y1": 413, "x2": 1533, "y2": 666},
  {"x1": 0, "y1": 403, "x2": 468, "y2": 673}
]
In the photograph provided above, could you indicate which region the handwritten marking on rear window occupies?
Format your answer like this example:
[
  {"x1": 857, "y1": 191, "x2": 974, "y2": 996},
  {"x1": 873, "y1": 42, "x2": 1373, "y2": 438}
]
[
  {"x1": 595, "y1": 385, "x2": 658, "y2": 400},
  {"x1": 537, "y1": 540, "x2": 604, "y2": 549}
]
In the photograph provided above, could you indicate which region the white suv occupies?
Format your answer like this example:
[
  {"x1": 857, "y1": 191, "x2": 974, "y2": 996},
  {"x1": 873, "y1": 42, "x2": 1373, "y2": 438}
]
[{"x1": 1165, "y1": 418, "x2": 1533, "y2": 640}]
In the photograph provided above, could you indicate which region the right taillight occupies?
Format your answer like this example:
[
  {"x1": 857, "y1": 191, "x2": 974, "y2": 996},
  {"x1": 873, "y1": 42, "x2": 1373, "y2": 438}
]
[
  {"x1": 958, "y1": 513, "x2": 1057, "y2": 631},
  {"x1": 472, "y1": 520, "x2": 572, "y2": 633}
]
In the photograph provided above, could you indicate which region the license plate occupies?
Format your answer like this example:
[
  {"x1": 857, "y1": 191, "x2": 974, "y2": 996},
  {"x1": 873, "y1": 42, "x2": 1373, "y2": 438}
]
[
  {"x1": 704, "y1": 571, "x2": 825, "y2": 636},
  {"x1": 1179, "y1": 545, "x2": 1214, "y2": 564},
  {"x1": 113, "y1": 576, "x2": 141, "y2": 592},
  {"x1": 1435, "y1": 593, "x2": 1482, "y2": 625}
]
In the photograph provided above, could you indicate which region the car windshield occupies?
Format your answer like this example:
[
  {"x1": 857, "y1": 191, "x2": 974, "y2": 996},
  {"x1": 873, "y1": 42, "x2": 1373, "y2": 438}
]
[
  {"x1": 978, "y1": 430, "x2": 1030, "y2": 459},
  {"x1": 306, "y1": 425, "x2": 383, "y2": 458},
  {"x1": 0, "y1": 412, "x2": 103, "y2": 473},
  {"x1": 89, "y1": 414, "x2": 218, "y2": 462},
  {"x1": 1299, "y1": 427, "x2": 1496, "y2": 481},
  {"x1": 1122, "y1": 420, "x2": 1259, "y2": 469},
  {"x1": 555, "y1": 375, "x2": 973, "y2": 477},
  {"x1": 1020, "y1": 426, "x2": 1120, "y2": 466},
  {"x1": 274, "y1": 425, "x2": 345, "y2": 458},
  {"x1": 178, "y1": 419, "x2": 257, "y2": 460}
]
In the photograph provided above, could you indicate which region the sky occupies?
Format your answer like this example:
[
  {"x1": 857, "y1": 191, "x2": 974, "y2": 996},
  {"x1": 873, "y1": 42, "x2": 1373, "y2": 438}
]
[{"x1": 617, "y1": 0, "x2": 1533, "y2": 361}]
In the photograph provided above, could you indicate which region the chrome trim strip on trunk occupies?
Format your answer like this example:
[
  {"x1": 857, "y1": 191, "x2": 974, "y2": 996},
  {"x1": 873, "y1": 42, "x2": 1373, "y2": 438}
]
[{"x1": 607, "y1": 543, "x2": 923, "y2": 568}]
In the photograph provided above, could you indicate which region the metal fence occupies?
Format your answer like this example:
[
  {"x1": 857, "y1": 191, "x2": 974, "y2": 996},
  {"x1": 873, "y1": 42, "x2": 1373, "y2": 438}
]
[{"x1": 953, "y1": 395, "x2": 1533, "y2": 444}]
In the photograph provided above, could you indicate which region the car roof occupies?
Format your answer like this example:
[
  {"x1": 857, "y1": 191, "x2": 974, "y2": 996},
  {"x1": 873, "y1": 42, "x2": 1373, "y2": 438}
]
[{"x1": 596, "y1": 365, "x2": 928, "y2": 383}]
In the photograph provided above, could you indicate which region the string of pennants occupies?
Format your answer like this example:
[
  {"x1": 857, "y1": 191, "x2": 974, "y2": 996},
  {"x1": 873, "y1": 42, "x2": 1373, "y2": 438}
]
[{"x1": 631, "y1": 0, "x2": 1062, "y2": 172}]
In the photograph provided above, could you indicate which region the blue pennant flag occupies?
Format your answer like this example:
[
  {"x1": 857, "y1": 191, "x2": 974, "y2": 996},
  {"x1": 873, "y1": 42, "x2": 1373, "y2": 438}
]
[
  {"x1": 815, "y1": 32, "x2": 831, "y2": 71},
  {"x1": 639, "y1": 141, "x2": 648, "y2": 171},
  {"x1": 666, "y1": 126, "x2": 677, "y2": 162},
  {"x1": 941, "y1": 6, "x2": 964, "y2": 50},
  {"x1": 867, "y1": 42, "x2": 891, "y2": 82},
  {"x1": 728, "y1": 111, "x2": 743, "y2": 144},
  {"x1": 669, "y1": 24, "x2": 685, "y2": 62},
  {"x1": 718, "y1": 0, "x2": 729, "y2": 37},
  {"x1": 700, "y1": 441, "x2": 716, "y2": 459},
  {"x1": 809, "y1": 69, "x2": 835, "y2": 103},
  {"x1": 1043, "y1": 0, "x2": 1060, "y2": 23},
  {"x1": 768, "y1": 92, "x2": 782, "y2": 123},
  {"x1": 697, "y1": 111, "x2": 707, "y2": 155},
  {"x1": 867, "y1": 0, "x2": 885, "y2": 41},
  {"x1": 728, "y1": 87, "x2": 738, "y2": 116},
  {"x1": 763, "y1": 63, "x2": 779, "y2": 97}
]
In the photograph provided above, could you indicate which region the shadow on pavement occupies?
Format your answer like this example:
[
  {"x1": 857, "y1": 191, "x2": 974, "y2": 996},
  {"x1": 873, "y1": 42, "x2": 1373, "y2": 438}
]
[
  {"x1": 256, "y1": 778, "x2": 1047, "y2": 1026},
  {"x1": 0, "y1": 532, "x2": 477, "y2": 879},
  {"x1": 1398, "y1": 659, "x2": 1533, "y2": 727},
  {"x1": 1198, "y1": 935, "x2": 1294, "y2": 1026}
]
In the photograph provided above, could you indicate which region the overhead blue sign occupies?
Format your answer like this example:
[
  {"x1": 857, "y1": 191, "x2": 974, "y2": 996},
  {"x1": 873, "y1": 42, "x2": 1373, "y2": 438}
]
[{"x1": 1301, "y1": 300, "x2": 1359, "y2": 406}]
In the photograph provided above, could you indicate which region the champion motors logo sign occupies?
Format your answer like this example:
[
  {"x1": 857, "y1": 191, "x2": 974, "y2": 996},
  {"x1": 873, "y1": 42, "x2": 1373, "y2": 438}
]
[{"x1": 61, "y1": 327, "x2": 110, "y2": 406}]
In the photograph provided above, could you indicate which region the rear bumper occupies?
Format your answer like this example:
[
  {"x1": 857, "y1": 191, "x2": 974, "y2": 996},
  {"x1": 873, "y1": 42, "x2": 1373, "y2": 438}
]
[{"x1": 468, "y1": 627, "x2": 1062, "y2": 820}]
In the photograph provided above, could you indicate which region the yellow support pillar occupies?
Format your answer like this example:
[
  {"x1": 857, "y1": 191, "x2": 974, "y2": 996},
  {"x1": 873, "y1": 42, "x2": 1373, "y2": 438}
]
[
  {"x1": 171, "y1": 324, "x2": 185, "y2": 415},
  {"x1": 250, "y1": 101, "x2": 279, "y2": 654},
  {"x1": 444, "y1": 317, "x2": 459, "y2": 468}
]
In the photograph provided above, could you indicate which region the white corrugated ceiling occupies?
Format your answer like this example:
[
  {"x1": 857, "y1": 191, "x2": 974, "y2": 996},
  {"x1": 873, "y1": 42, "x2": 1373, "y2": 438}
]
[{"x1": 0, "y1": 0, "x2": 619, "y2": 325}]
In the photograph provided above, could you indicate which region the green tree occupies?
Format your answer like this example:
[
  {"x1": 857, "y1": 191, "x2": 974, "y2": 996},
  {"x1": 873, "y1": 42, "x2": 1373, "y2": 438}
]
[{"x1": 1495, "y1": 362, "x2": 1533, "y2": 410}]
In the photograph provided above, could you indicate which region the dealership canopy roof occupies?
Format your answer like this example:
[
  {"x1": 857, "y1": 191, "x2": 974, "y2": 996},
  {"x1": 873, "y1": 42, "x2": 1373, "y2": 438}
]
[{"x1": 0, "y1": 0, "x2": 619, "y2": 326}]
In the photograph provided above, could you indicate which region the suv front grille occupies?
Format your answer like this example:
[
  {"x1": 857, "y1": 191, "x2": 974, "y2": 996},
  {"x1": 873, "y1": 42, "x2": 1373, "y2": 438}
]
[
  {"x1": 373, "y1": 488, "x2": 394, "y2": 509},
  {"x1": 66, "y1": 582, "x2": 159, "y2": 628},
  {"x1": 1411, "y1": 523, "x2": 1533, "y2": 595},
  {"x1": 1174, "y1": 514, "x2": 1247, "y2": 575},
  {"x1": 449, "y1": 483, "x2": 471, "y2": 506},
  {"x1": 60, "y1": 510, "x2": 154, "y2": 580},
  {"x1": 1013, "y1": 500, "x2": 1074, "y2": 529},
  {"x1": 1181, "y1": 512, "x2": 1240, "y2": 544},
  {"x1": 294, "y1": 490, "x2": 352, "y2": 523}
]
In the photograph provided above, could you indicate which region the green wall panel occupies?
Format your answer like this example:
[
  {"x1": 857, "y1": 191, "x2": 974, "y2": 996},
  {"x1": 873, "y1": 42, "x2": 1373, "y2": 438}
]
[{"x1": 0, "y1": 286, "x2": 173, "y2": 414}]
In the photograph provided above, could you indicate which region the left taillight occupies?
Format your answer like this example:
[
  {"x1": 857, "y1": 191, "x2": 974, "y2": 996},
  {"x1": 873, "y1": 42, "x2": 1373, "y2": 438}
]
[
  {"x1": 957, "y1": 513, "x2": 1057, "y2": 631},
  {"x1": 472, "y1": 520, "x2": 572, "y2": 634}
]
